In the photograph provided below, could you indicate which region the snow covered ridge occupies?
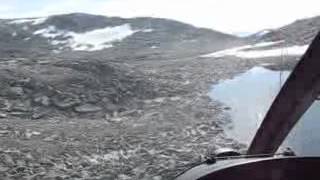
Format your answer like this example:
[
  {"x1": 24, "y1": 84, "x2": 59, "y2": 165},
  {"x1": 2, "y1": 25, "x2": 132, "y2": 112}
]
[
  {"x1": 201, "y1": 41, "x2": 309, "y2": 59},
  {"x1": 8, "y1": 17, "x2": 47, "y2": 25},
  {"x1": 33, "y1": 24, "x2": 153, "y2": 51}
]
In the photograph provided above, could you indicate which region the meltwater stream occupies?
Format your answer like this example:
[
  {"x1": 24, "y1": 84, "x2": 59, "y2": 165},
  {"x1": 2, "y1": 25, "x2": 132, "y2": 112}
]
[{"x1": 209, "y1": 66, "x2": 320, "y2": 155}]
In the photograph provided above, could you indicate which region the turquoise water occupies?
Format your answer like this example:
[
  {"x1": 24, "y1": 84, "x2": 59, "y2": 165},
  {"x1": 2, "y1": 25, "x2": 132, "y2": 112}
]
[{"x1": 209, "y1": 67, "x2": 320, "y2": 155}]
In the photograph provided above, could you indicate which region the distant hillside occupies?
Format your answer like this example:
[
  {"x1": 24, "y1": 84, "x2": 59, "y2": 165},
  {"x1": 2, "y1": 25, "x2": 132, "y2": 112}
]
[
  {"x1": 250, "y1": 16, "x2": 320, "y2": 45},
  {"x1": 0, "y1": 13, "x2": 242, "y2": 59}
]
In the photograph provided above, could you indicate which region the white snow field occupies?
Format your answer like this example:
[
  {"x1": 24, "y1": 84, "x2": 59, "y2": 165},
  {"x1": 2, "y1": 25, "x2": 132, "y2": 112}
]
[{"x1": 33, "y1": 24, "x2": 154, "y2": 51}]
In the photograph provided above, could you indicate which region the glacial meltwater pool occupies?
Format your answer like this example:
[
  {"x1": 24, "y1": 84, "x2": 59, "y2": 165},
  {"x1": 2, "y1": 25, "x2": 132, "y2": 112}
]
[{"x1": 209, "y1": 66, "x2": 320, "y2": 155}]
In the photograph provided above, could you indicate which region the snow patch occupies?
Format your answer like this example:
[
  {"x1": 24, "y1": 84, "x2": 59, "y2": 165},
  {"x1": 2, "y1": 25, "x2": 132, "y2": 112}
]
[
  {"x1": 52, "y1": 50, "x2": 61, "y2": 54},
  {"x1": 234, "y1": 45, "x2": 309, "y2": 58},
  {"x1": 255, "y1": 30, "x2": 271, "y2": 37},
  {"x1": 183, "y1": 80, "x2": 191, "y2": 85},
  {"x1": 34, "y1": 26, "x2": 63, "y2": 38},
  {"x1": 25, "y1": 130, "x2": 41, "y2": 138},
  {"x1": 22, "y1": 25, "x2": 29, "y2": 31},
  {"x1": 103, "y1": 151, "x2": 120, "y2": 161},
  {"x1": 141, "y1": 29, "x2": 153, "y2": 33},
  {"x1": 201, "y1": 41, "x2": 308, "y2": 59},
  {"x1": 9, "y1": 19, "x2": 34, "y2": 24},
  {"x1": 144, "y1": 97, "x2": 166, "y2": 104},
  {"x1": 11, "y1": 32, "x2": 17, "y2": 37},
  {"x1": 51, "y1": 40, "x2": 64, "y2": 45},
  {"x1": 32, "y1": 17, "x2": 47, "y2": 25},
  {"x1": 250, "y1": 41, "x2": 283, "y2": 48},
  {"x1": 9, "y1": 17, "x2": 47, "y2": 25},
  {"x1": 33, "y1": 24, "x2": 148, "y2": 51},
  {"x1": 260, "y1": 63, "x2": 274, "y2": 66},
  {"x1": 201, "y1": 41, "x2": 281, "y2": 58}
]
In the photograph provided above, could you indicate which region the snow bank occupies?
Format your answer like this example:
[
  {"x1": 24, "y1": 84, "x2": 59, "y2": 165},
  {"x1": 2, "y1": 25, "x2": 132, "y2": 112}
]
[
  {"x1": 33, "y1": 24, "x2": 151, "y2": 51},
  {"x1": 201, "y1": 41, "x2": 308, "y2": 58}
]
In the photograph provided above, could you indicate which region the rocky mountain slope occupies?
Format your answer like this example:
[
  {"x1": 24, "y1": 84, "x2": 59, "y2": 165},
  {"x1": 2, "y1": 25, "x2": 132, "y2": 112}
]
[{"x1": 0, "y1": 13, "x2": 243, "y2": 120}]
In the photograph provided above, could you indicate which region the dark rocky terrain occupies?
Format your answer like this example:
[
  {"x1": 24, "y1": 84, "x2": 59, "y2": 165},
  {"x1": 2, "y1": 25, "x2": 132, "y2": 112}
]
[{"x1": 0, "y1": 13, "x2": 318, "y2": 179}]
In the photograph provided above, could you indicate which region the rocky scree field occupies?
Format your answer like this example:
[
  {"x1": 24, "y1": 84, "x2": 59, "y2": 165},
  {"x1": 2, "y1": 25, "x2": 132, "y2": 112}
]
[{"x1": 0, "y1": 13, "x2": 319, "y2": 179}]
